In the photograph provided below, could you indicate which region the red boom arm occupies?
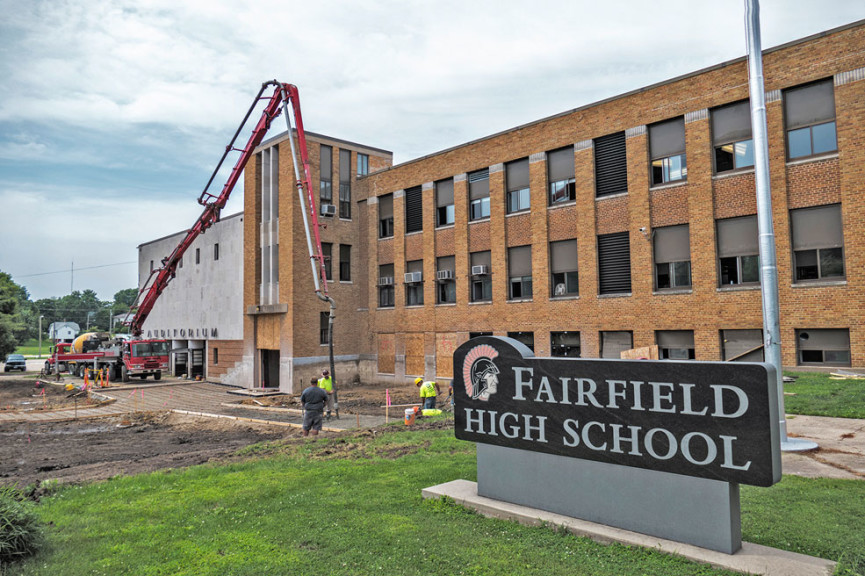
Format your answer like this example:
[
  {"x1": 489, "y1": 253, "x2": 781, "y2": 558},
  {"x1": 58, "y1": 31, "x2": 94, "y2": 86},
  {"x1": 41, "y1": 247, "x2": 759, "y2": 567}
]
[{"x1": 130, "y1": 81, "x2": 328, "y2": 336}]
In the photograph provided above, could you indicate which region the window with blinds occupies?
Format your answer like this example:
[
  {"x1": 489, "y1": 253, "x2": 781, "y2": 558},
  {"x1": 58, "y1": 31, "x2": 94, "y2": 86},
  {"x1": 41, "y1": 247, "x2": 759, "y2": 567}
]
[
  {"x1": 436, "y1": 255, "x2": 456, "y2": 304},
  {"x1": 551, "y1": 331, "x2": 580, "y2": 357},
  {"x1": 721, "y1": 329, "x2": 764, "y2": 362},
  {"x1": 790, "y1": 204, "x2": 844, "y2": 281},
  {"x1": 405, "y1": 259, "x2": 424, "y2": 306},
  {"x1": 598, "y1": 232, "x2": 631, "y2": 295},
  {"x1": 550, "y1": 239, "x2": 578, "y2": 297},
  {"x1": 796, "y1": 328, "x2": 850, "y2": 366},
  {"x1": 321, "y1": 242, "x2": 332, "y2": 281},
  {"x1": 469, "y1": 169, "x2": 490, "y2": 221},
  {"x1": 784, "y1": 79, "x2": 837, "y2": 160},
  {"x1": 339, "y1": 244, "x2": 351, "y2": 282},
  {"x1": 547, "y1": 147, "x2": 575, "y2": 205},
  {"x1": 717, "y1": 216, "x2": 759, "y2": 286},
  {"x1": 656, "y1": 330, "x2": 695, "y2": 360},
  {"x1": 507, "y1": 331, "x2": 535, "y2": 353},
  {"x1": 508, "y1": 245, "x2": 532, "y2": 300},
  {"x1": 712, "y1": 100, "x2": 754, "y2": 173},
  {"x1": 379, "y1": 194, "x2": 394, "y2": 238},
  {"x1": 649, "y1": 117, "x2": 687, "y2": 185},
  {"x1": 339, "y1": 148, "x2": 351, "y2": 219},
  {"x1": 653, "y1": 224, "x2": 691, "y2": 290},
  {"x1": 436, "y1": 178, "x2": 455, "y2": 226},
  {"x1": 320, "y1": 144, "x2": 333, "y2": 204},
  {"x1": 470, "y1": 251, "x2": 492, "y2": 302},
  {"x1": 600, "y1": 331, "x2": 632, "y2": 359},
  {"x1": 594, "y1": 131, "x2": 627, "y2": 198},
  {"x1": 378, "y1": 263, "x2": 394, "y2": 308},
  {"x1": 507, "y1": 158, "x2": 530, "y2": 213},
  {"x1": 405, "y1": 186, "x2": 423, "y2": 233}
]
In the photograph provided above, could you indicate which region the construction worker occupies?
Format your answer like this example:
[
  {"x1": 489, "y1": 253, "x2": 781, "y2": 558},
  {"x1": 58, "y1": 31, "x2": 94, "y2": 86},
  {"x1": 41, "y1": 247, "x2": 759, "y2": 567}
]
[
  {"x1": 300, "y1": 377, "x2": 328, "y2": 437},
  {"x1": 415, "y1": 377, "x2": 441, "y2": 410},
  {"x1": 318, "y1": 369, "x2": 334, "y2": 419}
]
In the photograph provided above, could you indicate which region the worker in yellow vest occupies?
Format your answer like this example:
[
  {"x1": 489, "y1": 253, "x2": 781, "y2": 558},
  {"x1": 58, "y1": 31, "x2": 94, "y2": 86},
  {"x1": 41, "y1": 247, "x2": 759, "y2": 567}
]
[
  {"x1": 415, "y1": 377, "x2": 441, "y2": 410},
  {"x1": 318, "y1": 369, "x2": 334, "y2": 419}
]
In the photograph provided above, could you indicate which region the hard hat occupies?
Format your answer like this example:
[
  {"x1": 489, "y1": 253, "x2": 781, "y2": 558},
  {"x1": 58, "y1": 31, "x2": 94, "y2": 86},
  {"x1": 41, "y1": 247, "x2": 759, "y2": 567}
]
[
  {"x1": 322, "y1": 369, "x2": 329, "y2": 376},
  {"x1": 415, "y1": 377, "x2": 423, "y2": 385}
]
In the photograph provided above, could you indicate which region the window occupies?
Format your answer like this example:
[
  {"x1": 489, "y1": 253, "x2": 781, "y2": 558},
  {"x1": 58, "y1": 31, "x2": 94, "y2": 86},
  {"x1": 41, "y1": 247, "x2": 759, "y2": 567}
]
[
  {"x1": 712, "y1": 100, "x2": 754, "y2": 173},
  {"x1": 469, "y1": 332, "x2": 493, "y2": 340},
  {"x1": 320, "y1": 312, "x2": 330, "y2": 345},
  {"x1": 260, "y1": 146, "x2": 279, "y2": 305},
  {"x1": 436, "y1": 256, "x2": 456, "y2": 304},
  {"x1": 508, "y1": 245, "x2": 532, "y2": 299},
  {"x1": 550, "y1": 239, "x2": 578, "y2": 297},
  {"x1": 784, "y1": 80, "x2": 836, "y2": 160},
  {"x1": 717, "y1": 216, "x2": 759, "y2": 286},
  {"x1": 547, "y1": 147, "x2": 575, "y2": 205},
  {"x1": 320, "y1": 144, "x2": 333, "y2": 206},
  {"x1": 470, "y1": 251, "x2": 492, "y2": 302},
  {"x1": 436, "y1": 178, "x2": 455, "y2": 226},
  {"x1": 405, "y1": 186, "x2": 423, "y2": 233},
  {"x1": 797, "y1": 329, "x2": 850, "y2": 366},
  {"x1": 357, "y1": 153, "x2": 369, "y2": 176},
  {"x1": 468, "y1": 169, "x2": 490, "y2": 221},
  {"x1": 507, "y1": 158, "x2": 531, "y2": 213},
  {"x1": 405, "y1": 260, "x2": 424, "y2": 306},
  {"x1": 322, "y1": 243, "x2": 332, "y2": 281},
  {"x1": 179, "y1": 258, "x2": 183, "y2": 269},
  {"x1": 551, "y1": 331, "x2": 580, "y2": 357},
  {"x1": 214, "y1": 243, "x2": 219, "y2": 261},
  {"x1": 150, "y1": 260, "x2": 154, "y2": 272},
  {"x1": 657, "y1": 330, "x2": 695, "y2": 360},
  {"x1": 378, "y1": 264, "x2": 394, "y2": 308},
  {"x1": 721, "y1": 329, "x2": 764, "y2": 362},
  {"x1": 653, "y1": 224, "x2": 691, "y2": 290},
  {"x1": 508, "y1": 331, "x2": 534, "y2": 353},
  {"x1": 595, "y1": 131, "x2": 628, "y2": 197},
  {"x1": 195, "y1": 248, "x2": 200, "y2": 265},
  {"x1": 598, "y1": 232, "x2": 631, "y2": 295},
  {"x1": 339, "y1": 148, "x2": 351, "y2": 219},
  {"x1": 791, "y1": 204, "x2": 844, "y2": 281},
  {"x1": 339, "y1": 244, "x2": 351, "y2": 282},
  {"x1": 650, "y1": 117, "x2": 687, "y2": 185},
  {"x1": 213, "y1": 347, "x2": 219, "y2": 365},
  {"x1": 379, "y1": 194, "x2": 394, "y2": 238},
  {"x1": 601, "y1": 331, "x2": 632, "y2": 359}
]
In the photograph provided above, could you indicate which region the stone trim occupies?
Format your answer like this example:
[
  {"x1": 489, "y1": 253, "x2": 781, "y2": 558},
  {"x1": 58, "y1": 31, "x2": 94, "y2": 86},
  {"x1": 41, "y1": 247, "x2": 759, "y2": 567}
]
[
  {"x1": 422, "y1": 181, "x2": 434, "y2": 190},
  {"x1": 765, "y1": 90, "x2": 781, "y2": 103},
  {"x1": 684, "y1": 109, "x2": 708, "y2": 123},
  {"x1": 625, "y1": 126, "x2": 646, "y2": 139},
  {"x1": 454, "y1": 173, "x2": 467, "y2": 182},
  {"x1": 489, "y1": 163, "x2": 504, "y2": 173},
  {"x1": 574, "y1": 139, "x2": 593, "y2": 152},
  {"x1": 835, "y1": 67, "x2": 865, "y2": 86},
  {"x1": 367, "y1": 196, "x2": 378, "y2": 205},
  {"x1": 394, "y1": 189, "x2": 404, "y2": 198},
  {"x1": 529, "y1": 152, "x2": 545, "y2": 164}
]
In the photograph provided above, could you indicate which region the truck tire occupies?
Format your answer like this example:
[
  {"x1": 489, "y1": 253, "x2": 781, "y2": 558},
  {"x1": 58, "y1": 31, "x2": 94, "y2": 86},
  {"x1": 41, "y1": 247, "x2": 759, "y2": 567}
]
[
  {"x1": 44, "y1": 361, "x2": 50, "y2": 373},
  {"x1": 154, "y1": 372, "x2": 162, "y2": 381},
  {"x1": 121, "y1": 365, "x2": 130, "y2": 383},
  {"x1": 66, "y1": 362, "x2": 75, "y2": 375},
  {"x1": 78, "y1": 365, "x2": 86, "y2": 378}
]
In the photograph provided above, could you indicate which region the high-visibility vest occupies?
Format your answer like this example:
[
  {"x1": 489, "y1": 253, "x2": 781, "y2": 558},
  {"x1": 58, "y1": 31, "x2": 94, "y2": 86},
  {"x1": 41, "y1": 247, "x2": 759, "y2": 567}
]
[
  {"x1": 419, "y1": 381, "x2": 437, "y2": 398},
  {"x1": 318, "y1": 377, "x2": 333, "y2": 392}
]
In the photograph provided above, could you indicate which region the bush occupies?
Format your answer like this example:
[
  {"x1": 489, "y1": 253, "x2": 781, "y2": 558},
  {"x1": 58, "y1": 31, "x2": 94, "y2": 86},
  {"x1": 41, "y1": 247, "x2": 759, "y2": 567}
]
[{"x1": 0, "y1": 487, "x2": 42, "y2": 565}]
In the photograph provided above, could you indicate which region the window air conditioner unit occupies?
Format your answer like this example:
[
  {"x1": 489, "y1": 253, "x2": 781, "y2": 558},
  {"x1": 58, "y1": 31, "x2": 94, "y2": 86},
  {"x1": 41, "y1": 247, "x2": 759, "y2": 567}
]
[
  {"x1": 436, "y1": 269, "x2": 454, "y2": 281},
  {"x1": 320, "y1": 203, "x2": 337, "y2": 217},
  {"x1": 404, "y1": 272, "x2": 422, "y2": 284},
  {"x1": 378, "y1": 276, "x2": 394, "y2": 286},
  {"x1": 471, "y1": 265, "x2": 489, "y2": 276}
]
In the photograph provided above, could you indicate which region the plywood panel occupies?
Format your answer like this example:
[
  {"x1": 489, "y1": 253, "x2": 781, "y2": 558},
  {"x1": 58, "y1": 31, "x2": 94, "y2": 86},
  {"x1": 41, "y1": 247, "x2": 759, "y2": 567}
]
[
  {"x1": 378, "y1": 333, "x2": 395, "y2": 374},
  {"x1": 435, "y1": 333, "x2": 461, "y2": 378},
  {"x1": 404, "y1": 333, "x2": 425, "y2": 377}
]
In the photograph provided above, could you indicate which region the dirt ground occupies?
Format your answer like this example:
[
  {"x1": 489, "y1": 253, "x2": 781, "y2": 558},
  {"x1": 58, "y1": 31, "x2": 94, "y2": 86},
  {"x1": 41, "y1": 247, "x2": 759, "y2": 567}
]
[{"x1": 0, "y1": 378, "x2": 103, "y2": 412}]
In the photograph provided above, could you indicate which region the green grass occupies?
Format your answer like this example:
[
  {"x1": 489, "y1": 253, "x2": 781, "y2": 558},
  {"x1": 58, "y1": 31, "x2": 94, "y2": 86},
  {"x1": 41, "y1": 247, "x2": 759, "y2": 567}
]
[
  {"x1": 783, "y1": 371, "x2": 865, "y2": 419},
  {"x1": 14, "y1": 339, "x2": 48, "y2": 358},
  {"x1": 6, "y1": 427, "x2": 864, "y2": 576}
]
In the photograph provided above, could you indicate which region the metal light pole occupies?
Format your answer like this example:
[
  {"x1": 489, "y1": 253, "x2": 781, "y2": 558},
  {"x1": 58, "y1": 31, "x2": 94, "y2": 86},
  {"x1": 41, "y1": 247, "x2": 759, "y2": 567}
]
[
  {"x1": 744, "y1": 0, "x2": 816, "y2": 452},
  {"x1": 39, "y1": 315, "x2": 44, "y2": 358}
]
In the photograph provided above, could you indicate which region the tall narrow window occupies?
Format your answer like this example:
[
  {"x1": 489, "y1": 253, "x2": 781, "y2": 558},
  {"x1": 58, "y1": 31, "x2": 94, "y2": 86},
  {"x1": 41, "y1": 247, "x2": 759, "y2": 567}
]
[
  {"x1": 260, "y1": 146, "x2": 279, "y2": 305},
  {"x1": 436, "y1": 178, "x2": 455, "y2": 227},
  {"x1": 213, "y1": 347, "x2": 219, "y2": 365},
  {"x1": 214, "y1": 243, "x2": 220, "y2": 261},
  {"x1": 796, "y1": 329, "x2": 850, "y2": 366},
  {"x1": 594, "y1": 131, "x2": 627, "y2": 197},
  {"x1": 320, "y1": 144, "x2": 333, "y2": 206},
  {"x1": 547, "y1": 147, "x2": 575, "y2": 205},
  {"x1": 470, "y1": 251, "x2": 492, "y2": 302},
  {"x1": 791, "y1": 204, "x2": 844, "y2": 281},
  {"x1": 339, "y1": 148, "x2": 351, "y2": 219},
  {"x1": 506, "y1": 158, "x2": 530, "y2": 213},
  {"x1": 405, "y1": 186, "x2": 423, "y2": 233},
  {"x1": 598, "y1": 232, "x2": 631, "y2": 295},
  {"x1": 657, "y1": 330, "x2": 695, "y2": 360},
  {"x1": 379, "y1": 194, "x2": 394, "y2": 238},
  {"x1": 721, "y1": 329, "x2": 764, "y2": 362},
  {"x1": 650, "y1": 117, "x2": 687, "y2": 185},
  {"x1": 600, "y1": 331, "x2": 632, "y2": 359},
  {"x1": 712, "y1": 100, "x2": 754, "y2": 173},
  {"x1": 717, "y1": 216, "x2": 759, "y2": 286},
  {"x1": 321, "y1": 242, "x2": 332, "y2": 281},
  {"x1": 784, "y1": 80, "x2": 836, "y2": 160},
  {"x1": 551, "y1": 331, "x2": 580, "y2": 357},
  {"x1": 436, "y1": 256, "x2": 456, "y2": 304},
  {"x1": 339, "y1": 244, "x2": 351, "y2": 282},
  {"x1": 469, "y1": 169, "x2": 490, "y2": 221},
  {"x1": 508, "y1": 245, "x2": 532, "y2": 300},
  {"x1": 195, "y1": 248, "x2": 200, "y2": 265},
  {"x1": 405, "y1": 260, "x2": 424, "y2": 306},
  {"x1": 357, "y1": 153, "x2": 369, "y2": 176},
  {"x1": 320, "y1": 312, "x2": 330, "y2": 345},
  {"x1": 378, "y1": 264, "x2": 394, "y2": 308},
  {"x1": 653, "y1": 225, "x2": 691, "y2": 290},
  {"x1": 550, "y1": 239, "x2": 578, "y2": 297}
]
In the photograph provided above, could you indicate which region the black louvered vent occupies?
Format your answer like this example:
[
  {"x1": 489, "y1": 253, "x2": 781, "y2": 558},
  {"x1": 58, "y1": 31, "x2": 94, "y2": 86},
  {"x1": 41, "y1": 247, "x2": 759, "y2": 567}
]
[
  {"x1": 594, "y1": 131, "x2": 628, "y2": 197},
  {"x1": 405, "y1": 186, "x2": 423, "y2": 233},
  {"x1": 598, "y1": 232, "x2": 631, "y2": 294}
]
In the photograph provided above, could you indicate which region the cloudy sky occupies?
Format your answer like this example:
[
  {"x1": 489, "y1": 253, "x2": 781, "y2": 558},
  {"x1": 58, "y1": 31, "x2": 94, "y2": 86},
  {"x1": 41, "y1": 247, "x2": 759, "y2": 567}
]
[{"x1": 0, "y1": 0, "x2": 861, "y2": 302}]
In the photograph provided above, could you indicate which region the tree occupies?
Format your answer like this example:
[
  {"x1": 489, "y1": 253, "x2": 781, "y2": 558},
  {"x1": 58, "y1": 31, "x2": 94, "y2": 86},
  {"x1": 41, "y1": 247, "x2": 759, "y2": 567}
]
[
  {"x1": 0, "y1": 272, "x2": 25, "y2": 357},
  {"x1": 113, "y1": 288, "x2": 139, "y2": 309}
]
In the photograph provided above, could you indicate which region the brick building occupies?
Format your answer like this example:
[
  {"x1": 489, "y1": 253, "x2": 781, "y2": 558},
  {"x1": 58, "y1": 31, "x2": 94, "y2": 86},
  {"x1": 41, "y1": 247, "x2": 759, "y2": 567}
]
[{"x1": 242, "y1": 21, "x2": 865, "y2": 392}]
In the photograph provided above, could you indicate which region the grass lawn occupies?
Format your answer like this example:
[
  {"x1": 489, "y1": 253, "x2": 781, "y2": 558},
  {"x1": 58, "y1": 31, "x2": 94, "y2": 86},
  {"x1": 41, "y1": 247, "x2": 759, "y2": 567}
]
[
  {"x1": 783, "y1": 371, "x2": 865, "y2": 419},
  {"x1": 7, "y1": 425, "x2": 865, "y2": 576}
]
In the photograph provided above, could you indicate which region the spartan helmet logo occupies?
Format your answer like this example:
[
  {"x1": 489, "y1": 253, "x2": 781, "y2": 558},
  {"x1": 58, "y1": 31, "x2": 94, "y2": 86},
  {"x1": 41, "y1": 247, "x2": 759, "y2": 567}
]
[{"x1": 463, "y1": 344, "x2": 500, "y2": 401}]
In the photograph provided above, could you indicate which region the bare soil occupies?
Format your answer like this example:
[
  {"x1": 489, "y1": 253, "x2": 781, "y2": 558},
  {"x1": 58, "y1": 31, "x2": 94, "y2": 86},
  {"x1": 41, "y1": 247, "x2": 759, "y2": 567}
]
[{"x1": 0, "y1": 378, "x2": 100, "y2": 412}]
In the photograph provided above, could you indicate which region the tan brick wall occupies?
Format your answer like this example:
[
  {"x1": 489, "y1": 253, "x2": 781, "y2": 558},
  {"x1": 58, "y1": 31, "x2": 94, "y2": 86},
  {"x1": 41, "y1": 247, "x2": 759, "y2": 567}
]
[{"x1": 207, "y1": 339, "x2": 244, "y2": 380}]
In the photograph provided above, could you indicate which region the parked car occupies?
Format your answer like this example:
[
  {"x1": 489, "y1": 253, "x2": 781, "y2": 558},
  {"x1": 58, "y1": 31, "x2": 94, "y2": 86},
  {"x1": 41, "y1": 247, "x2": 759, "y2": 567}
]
[{"x1": 3, "y1": 354, "x2": 27, "y2": 372}]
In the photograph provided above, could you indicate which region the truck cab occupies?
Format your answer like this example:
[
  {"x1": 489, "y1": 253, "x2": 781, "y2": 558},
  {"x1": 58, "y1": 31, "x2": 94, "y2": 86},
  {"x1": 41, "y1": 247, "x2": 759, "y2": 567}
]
[{"x1": 121, "y1": 339, "x2": 170, "y2": 381}]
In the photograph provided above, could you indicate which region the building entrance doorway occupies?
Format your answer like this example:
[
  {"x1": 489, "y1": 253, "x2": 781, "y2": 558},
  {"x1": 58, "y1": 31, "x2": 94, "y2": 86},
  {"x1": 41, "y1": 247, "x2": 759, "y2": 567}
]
[
  {"x1": 174, "y1": 352, "x2": 188, "y2": 377},
  {"x1": 260, "y1": 349, "x2": 280, "y2": 389},
  {"x1": 191, "y1": 349, "x2": 204, "y2": 379}
]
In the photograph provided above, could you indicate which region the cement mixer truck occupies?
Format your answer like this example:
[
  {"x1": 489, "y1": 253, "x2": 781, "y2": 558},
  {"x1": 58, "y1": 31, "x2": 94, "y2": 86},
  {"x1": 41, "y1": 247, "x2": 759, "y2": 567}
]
[{"x1": 45, "y1": 332, "x2": 169, "y2": 382}]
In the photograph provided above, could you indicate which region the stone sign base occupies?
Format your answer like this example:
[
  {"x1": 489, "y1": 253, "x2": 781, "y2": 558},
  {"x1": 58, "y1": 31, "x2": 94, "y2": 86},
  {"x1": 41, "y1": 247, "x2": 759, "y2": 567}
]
[{"x1": 422, "y1": 479, "x2": 835, "y2": 576}]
